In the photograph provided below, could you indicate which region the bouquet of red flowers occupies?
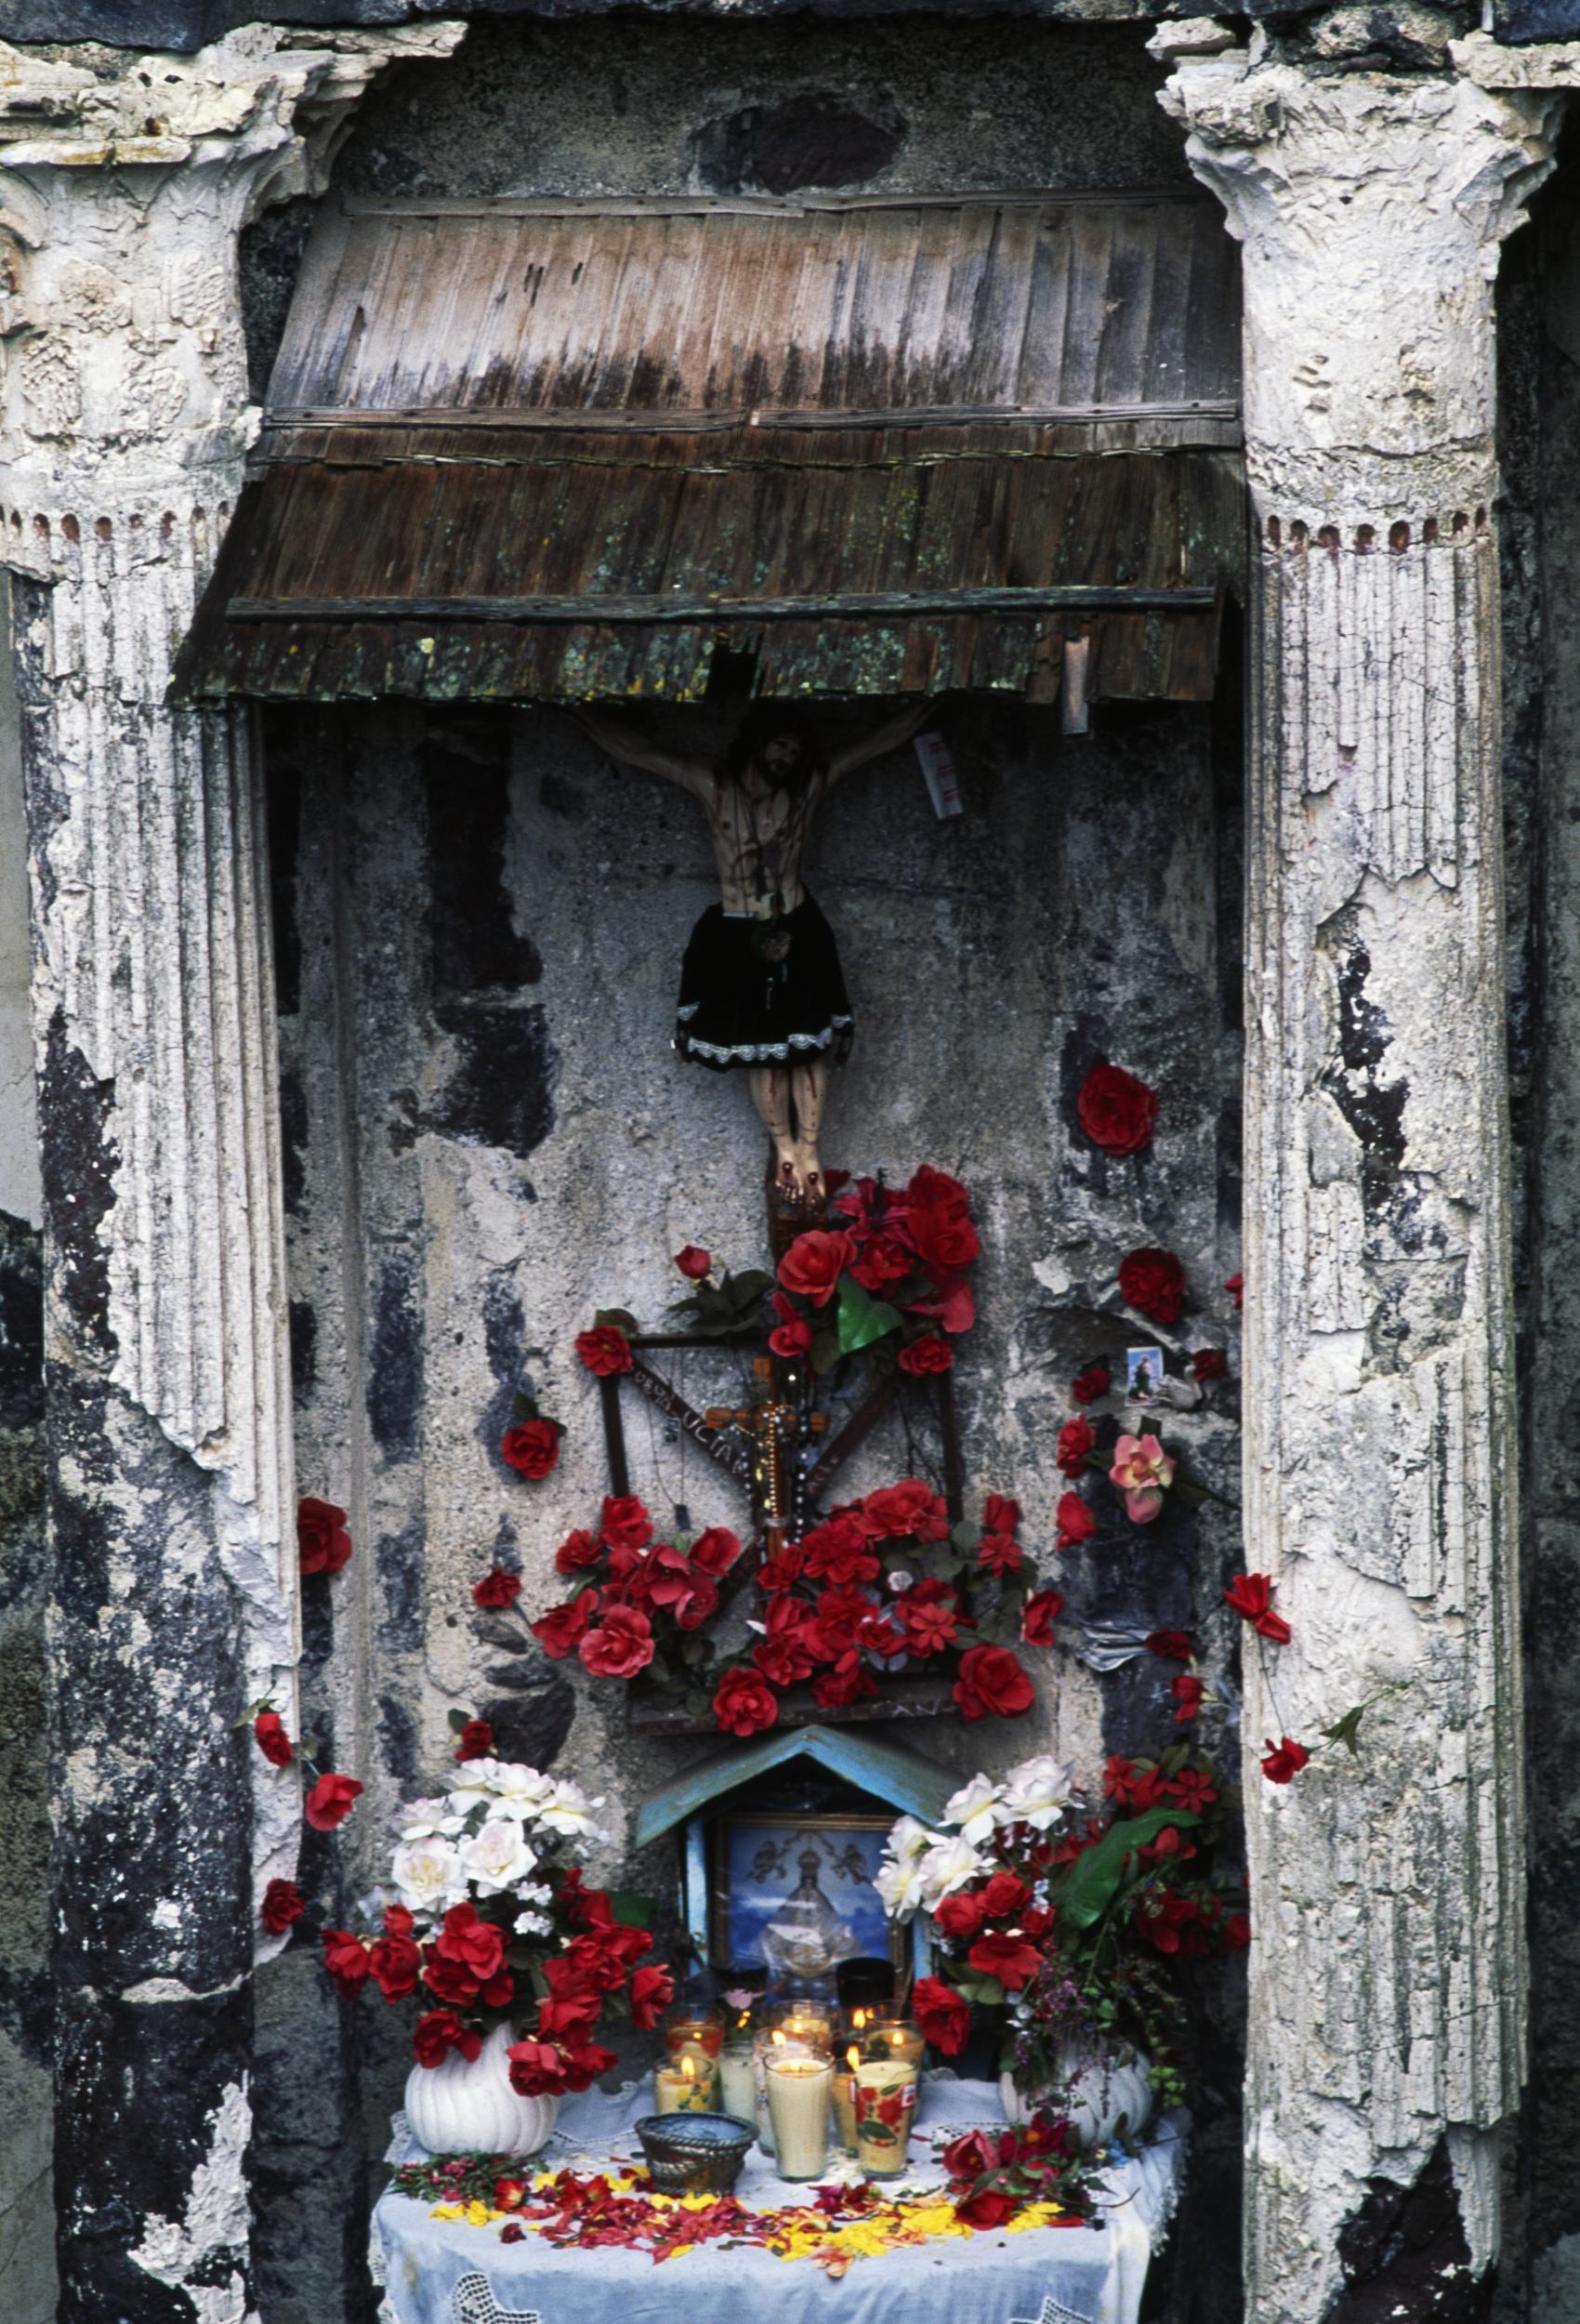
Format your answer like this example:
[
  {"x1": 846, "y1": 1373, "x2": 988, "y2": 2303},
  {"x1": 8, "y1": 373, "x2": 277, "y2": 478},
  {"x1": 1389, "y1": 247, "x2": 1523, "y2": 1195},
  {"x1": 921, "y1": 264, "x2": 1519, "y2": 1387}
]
[
  {"x1": 319, "y1": 1756, "x2": 672, "y2": 2094},
  {"x1": 769, "y1": 1165, "x2": 979, "y2": 1375},
  {"x1": 941, "y1": 2116, "x2": 1093, "y2": 2228}
]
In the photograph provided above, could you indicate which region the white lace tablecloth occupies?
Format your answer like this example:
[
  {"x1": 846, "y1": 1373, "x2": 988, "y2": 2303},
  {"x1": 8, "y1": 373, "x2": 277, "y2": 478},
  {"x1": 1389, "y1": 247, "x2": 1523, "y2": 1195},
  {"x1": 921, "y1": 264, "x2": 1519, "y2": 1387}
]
[{"x1": 371, "y1": 2078, "x2": 1187, "y2": 2324}]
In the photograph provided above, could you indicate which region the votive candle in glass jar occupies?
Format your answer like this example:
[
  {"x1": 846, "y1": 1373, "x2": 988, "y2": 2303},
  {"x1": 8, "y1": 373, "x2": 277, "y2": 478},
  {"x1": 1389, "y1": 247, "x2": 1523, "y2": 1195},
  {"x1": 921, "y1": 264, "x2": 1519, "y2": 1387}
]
[
  {"x1": 654, "y1": 2053, "x2": 717, "y2": 2115},
  {"x1": 661, "y1": 2000, "x2": 727, "y2": 2066},
  {"x1": 718, "y1": 2040, "x2": 757, "y2": 2127},
  {"x1": 832, "y1": 2045, "x2": 862, "y2": 2150},
  {"x1": 863, "y1": 2018, "x2": 926, "y2": 2071},
  {"x1": 853, "y1": 2053, "x2": 918, "y2": 2178},
  {"x1": 767, "y1": 1996, "x2": 835, "y2": 2052},
  {"x1": 766, "y1": 2052, "x2": 834, "y2": 2181}
]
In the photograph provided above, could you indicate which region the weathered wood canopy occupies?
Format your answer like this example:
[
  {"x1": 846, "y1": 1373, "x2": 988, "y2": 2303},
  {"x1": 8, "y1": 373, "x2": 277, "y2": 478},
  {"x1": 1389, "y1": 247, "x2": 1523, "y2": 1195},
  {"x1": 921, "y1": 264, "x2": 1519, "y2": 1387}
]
[{"x1": 178, "y1": 191, "x2": 1244, "y2": 705}]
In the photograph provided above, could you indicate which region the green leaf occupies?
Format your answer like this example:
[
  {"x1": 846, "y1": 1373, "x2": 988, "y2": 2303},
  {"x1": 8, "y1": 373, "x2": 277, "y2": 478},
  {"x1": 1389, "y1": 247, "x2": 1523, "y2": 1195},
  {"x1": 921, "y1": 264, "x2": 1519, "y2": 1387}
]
[
  {"x1": 836, "y1": 1275, "x2": 902, "y2": 1355},
  {"x1": 446, "y1": 1709, "x2": 470, "y2": 1735},
  {"x1": 679, "y1": 1634, "x2": 708, "y2": 1667},
  {"x1": 511, "y1": 1390, "x2": 539, "y2": 1420},
  {"x1": 725, "y1": 1268, "x2": 773, "y2": 1312},
  {"x1": 1322, "y1": 1704, "x2": 1368, "y2": 1757},
  {"x1": 607, "y1": 1891, "x2": 654, "y2": 1927},
  {"x1": 810, "y1": 1327, "x2": 842, "y2": 1376},
  {"x1": 951, "y1": 1520, "x2": 980, "y2": 1555},
  {"x1": 595, "y1": 1308, "x2": 639, "y2": 1334},
  {"x1": 1056, "y1": 1808, "x2": 1202, "y2": 1931},
  {"x1": 683, "y1": 1688, "x2": 712, "y2": 1719},
  {"x1": 947, "y1": 1973, "x2": 1006, "y2": 2007}
]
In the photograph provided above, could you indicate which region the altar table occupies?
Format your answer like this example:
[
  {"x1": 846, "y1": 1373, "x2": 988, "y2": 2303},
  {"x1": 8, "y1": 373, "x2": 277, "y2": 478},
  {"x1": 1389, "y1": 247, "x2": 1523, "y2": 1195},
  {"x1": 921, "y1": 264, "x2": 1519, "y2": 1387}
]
[{"x1": 371, "y1": 2077, "x2": 1187, "y2": 2324}]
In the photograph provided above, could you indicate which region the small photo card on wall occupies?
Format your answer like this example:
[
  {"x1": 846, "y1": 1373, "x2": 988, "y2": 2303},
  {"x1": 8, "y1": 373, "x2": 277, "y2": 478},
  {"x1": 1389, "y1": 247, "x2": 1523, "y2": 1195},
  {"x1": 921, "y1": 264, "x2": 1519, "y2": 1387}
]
[{"x1": 1126, "y1": 1347, "x2": 1164, "y2": 1405}]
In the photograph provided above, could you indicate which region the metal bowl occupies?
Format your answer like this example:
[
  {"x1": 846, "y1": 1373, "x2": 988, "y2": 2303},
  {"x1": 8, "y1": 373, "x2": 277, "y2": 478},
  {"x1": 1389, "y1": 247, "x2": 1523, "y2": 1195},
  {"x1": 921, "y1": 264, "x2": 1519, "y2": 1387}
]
[{"x1": 633, "y1": 2112, "x2": 756, "y2": 2195}]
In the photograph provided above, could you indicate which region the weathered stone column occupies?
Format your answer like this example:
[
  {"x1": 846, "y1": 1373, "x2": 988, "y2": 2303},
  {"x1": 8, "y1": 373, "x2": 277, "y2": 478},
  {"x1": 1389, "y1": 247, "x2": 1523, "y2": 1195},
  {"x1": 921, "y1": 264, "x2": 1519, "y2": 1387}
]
[
  {"x1": 1154, "y1": 35, "x2": 1558, "y2": 2322},
  {"x1": 0, "y1": 28, "x2": 461, "y2": 2318}
]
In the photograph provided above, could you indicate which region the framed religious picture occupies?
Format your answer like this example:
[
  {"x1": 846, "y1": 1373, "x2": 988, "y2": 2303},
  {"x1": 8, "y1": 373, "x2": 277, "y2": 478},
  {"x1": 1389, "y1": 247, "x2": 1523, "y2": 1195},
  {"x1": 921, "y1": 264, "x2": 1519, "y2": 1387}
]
[{"x1": 706, "y1": 1811, "x2": 909, "y2": 1983}]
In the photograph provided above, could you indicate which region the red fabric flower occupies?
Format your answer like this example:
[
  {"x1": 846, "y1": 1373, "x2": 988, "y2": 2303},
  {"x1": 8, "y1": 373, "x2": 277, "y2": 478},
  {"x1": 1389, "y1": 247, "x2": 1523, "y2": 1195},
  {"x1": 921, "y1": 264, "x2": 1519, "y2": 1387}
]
[
  {"x1": 675, "y1": 1246, "x2": 712, "y2": 1279},
  {"x1": 976, "y1": 1528, "x2": 1022, "y2": 1578},
  {"x1": 531, "y1": 1588, "x2": 599, "y2": 1660},
  {"x1": 560, "y1": 2040, "x2": 617, "y2": 2094},
  {"x1": 812, "y1": 1664, "x2": 878, "y2": 1710},
  {"x1": 713, "y1": 1668, "x2": 779, "y2": 1737},
  {"x1": 899, "y1": 1334, "x2": 954, "y2": 1376},
  {"x1": 555, "y1": 1528, "x2": 602, "y2": 1576},
  {"x1": 1191, "y1": 1348, "x2": 1228, "y2": 1382},
  {"x1": 260, "y1": 1878, "x2": 304, "y2": 1935},
  {"x1": 579, "y1": 1604, "x2": 656, "y2": 1680},
  {"x1": 1071, "y1": 1363, "x2": 1112, "y2": 1406},
  {"x1": 254, "y1": 1710, "x2": 294, "y2": 1767},
  {"x1": 1168, "y1": 1768, "x2": 1218, "y2": 1813},
  {"x1": 1145, "y1": 1629, "x2": 1194, "y2": 1660},
  {"x1": 980, "y1": 1869, "x2": 1032, "y2": 1921},
  {"x1": 297, "y1": 1497, "x2": 352, "y2": 1577},
  {"x1": 863, "y1": 1479, "x2": 948, "y2": 1540},
  {"x1": 629, "y1": 1964, "x2": 674, "y2": 2030},
  {"x1": 912, "y1": 1975, "x2": 970, "y2": 2056},
  {"x1": 1056, "y1": 1490, "x2": 1097, "y2": 1549},
  {"x1": 953, "y1": 1644, "x2": 1034, "y2": 1723},
  {"x1": 454, "y1": 1718, "x2": 494, "y2": 1761},
  {"x1": 414, "y1": 2010, "x2": 481, "y2": 2069},
  {"x1": 967, "y1": 1931, "x2": 1045, "y2": 1990},
  {"x1": 955, "y1": 2187, "x2": 1018, "y2": 2230},
  {"x1": 1118, "y1": 1248, "x2": 1187, "y2": 1325},
  {"x1": 1260, "y1": 1736, "x2": 1310, "y2": 1784},
  {"x1": 1170, "y1": 1673, "x2": 1205, "y2": 1723},
  {"x1": 897, "y1": 1578, "x2": 963, "y2": 1656},
  {"x1": 502, "y1": 1419, "x2": 560, "y2": 1478},
  {"x1": 982, "y1": 1492, "x2": 1020, "y2": 1537},
  {"x1": 769, "y1": 1291, "x2": 815, "y2": 1359},
  {"x1": 369, "y1": 1934, "x2": 421, "y2": 2000},
  {"x1": 1055, "y1": 1417, "x2": 1095, "y2": 1478},
  {"x1": 575, "y1": 1326, "x2": 633, "y2": 1378},
  {"x1": 1225, "y1": 1273, "x2": 1244, "y2": 1311},
  {"x1": 1076, "y1": 1062, "x2": 1158, "y2": 1156},
  {"x1": 507, "y1": 2038, "x2": 570, "y2": 2095},
  {"x1": 1223, "y1": 1913, "x2": 1251, "y2": 1951},
  {"x1": 802, "y1": 1513, "x2": 880, "y2": 1588},
  {"x1": 322, "y1": 1929, "x2": 372, "y2": 1996},
  {"x1": 384, "y1": 1904, "x2": 415, "y2": 1937},
  {"x1": 932, "y1": 1889, "x2": 987, "y2": 1942},
  {"x1": 1224, "y1": 1571, "x2": 1292, "y2": 1644},
  {"x1": 472, "y1": 1565, "x2": 522, "y2": 1609},
  {"x1": 1021, "y1": 1589, "x2": 1062, "y2": 1646},
  {"x1": 436, "y1": 1903, "x2": 507, "y2": 1982},
  {"x1": 778, "y1": 1229, "x2": 857, "y2": 1307},
  {"x1": 849, "y1": 1234, "x2": 913, "y2": 1294},
  {"x1": 757, "y1": 1544, "x2": 805, "y2": 1592},
  {"x1": 304, "y1": 1773, "x2": 363, "y2": 1831},
  {"x1": 599, "y1": 1494, "x2": 653, "y2": 1552},
  {"x1": 691, "y1": 1525, "x2": 744, "y2": 1577}
]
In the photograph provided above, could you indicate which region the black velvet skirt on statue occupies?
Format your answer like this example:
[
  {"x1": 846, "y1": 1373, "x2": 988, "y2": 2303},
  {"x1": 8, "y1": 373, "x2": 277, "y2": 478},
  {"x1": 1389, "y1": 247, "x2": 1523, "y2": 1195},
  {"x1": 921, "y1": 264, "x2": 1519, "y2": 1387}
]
[{"x1": 674, "y1": 893, "x2": 854, "y2": 1072}]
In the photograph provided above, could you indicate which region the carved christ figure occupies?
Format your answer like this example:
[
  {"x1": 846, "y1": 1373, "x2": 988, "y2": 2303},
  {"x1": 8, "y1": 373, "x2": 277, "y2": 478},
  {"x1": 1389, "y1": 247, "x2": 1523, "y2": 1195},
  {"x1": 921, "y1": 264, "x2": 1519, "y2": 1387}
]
[{"x1": 577, "y1": 703, "x2": 927, "y2": 1200}]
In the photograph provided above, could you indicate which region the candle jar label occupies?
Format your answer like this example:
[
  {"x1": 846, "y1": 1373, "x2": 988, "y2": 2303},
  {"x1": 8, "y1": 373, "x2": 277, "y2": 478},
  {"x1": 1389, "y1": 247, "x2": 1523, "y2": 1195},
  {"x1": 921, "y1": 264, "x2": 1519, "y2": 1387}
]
[{"x1": 853, "y1": 2073, "x2": 918, "y2": 2177}]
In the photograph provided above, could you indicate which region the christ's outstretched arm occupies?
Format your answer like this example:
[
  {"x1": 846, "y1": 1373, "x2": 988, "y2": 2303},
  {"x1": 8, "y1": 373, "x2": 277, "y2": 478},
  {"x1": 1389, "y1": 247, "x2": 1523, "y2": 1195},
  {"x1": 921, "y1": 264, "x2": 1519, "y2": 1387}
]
[
  {"x1": 825, "y1": 701, "x2": 931, "y2": 786},
  {"x1": 573, "y1": 707, "x2": 713, "y2": 800}
]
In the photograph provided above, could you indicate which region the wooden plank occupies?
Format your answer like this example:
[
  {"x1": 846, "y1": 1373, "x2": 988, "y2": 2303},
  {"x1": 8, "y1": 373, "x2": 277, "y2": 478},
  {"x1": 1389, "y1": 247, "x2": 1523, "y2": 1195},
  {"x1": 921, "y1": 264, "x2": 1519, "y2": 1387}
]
[
  {"x1": 808, "y1": 1374, "x2": 902, "y2": 1499},
  {"x1": 937, "y1": 1369, "x2": 966, "y2": 1525},
  {"x1": 598, "y1": 1372, "x2": 630, "y2": 1500},
  {"x1": 230, "y1": 584, "x2": 1218, "y2": 623},
  {"x1": 628, "y1": 1675, "x2": 956, "y2": 1736},
  {"x1": 625, "y1": 1356, "x2": 755, "y2": 1486}
]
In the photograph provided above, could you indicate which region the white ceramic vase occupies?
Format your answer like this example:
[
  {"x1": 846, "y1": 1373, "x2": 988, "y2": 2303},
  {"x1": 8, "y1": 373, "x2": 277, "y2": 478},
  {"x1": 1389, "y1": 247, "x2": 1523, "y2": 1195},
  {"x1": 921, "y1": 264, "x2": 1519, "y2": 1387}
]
[
  {"x1": 999, "y1": 2045, "x2": 1154, "y2": 2150},
  {"x1": 402, "y1": 2021, "x2": 561, "y2": 2158}
]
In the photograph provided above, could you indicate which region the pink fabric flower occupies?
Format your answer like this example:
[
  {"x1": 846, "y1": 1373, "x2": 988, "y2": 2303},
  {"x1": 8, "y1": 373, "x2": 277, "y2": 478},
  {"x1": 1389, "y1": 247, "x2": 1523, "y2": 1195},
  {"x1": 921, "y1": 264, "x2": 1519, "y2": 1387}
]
[{"x1": 1108, "y1": 1432, "x2": 1176, "y2": 1524}]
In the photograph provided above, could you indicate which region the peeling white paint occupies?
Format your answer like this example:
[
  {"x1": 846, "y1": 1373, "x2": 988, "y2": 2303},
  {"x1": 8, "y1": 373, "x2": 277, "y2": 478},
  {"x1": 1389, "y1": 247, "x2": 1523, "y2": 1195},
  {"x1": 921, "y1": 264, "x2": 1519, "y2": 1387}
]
[{"x1": 128, "y1": 2080, "x2": 257, "y2": 2324}]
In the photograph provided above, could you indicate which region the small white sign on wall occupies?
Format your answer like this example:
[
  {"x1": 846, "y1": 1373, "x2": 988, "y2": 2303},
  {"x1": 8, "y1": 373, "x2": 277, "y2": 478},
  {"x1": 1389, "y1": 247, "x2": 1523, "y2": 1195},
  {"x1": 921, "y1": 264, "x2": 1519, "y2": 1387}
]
[{"x1": 914, "y1": 731, "x2": 962, "y2": 820}]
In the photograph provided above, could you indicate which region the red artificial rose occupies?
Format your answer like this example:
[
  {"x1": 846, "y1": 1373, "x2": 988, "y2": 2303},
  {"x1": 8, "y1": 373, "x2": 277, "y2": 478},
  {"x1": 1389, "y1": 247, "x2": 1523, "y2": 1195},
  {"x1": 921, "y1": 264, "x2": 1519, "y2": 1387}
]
[
  {"x1": 1191, "y1": 1348, "x2": 1228, "y2": 1382},
  {"x1": 1260, "y1": 1736, "x2": 1310, "y2": 1784},
  {"x1": 933, "y1": 1889, "x2": 987, "y2": 1942},
  {"x1": 454, "y1": 1717, "x2": 494, "y2": 1761},
  {"x1": 778, "y1": 1229, "x2": 857, "y2": 1307},
  {"x1": 1223, "y1": 1913, "x2": 1251, "y2": 1951},
  {"x1": 770, "y1": 1314, "x2": 815, "y2": 1359},
  {"x1": 1225, "y1": 1272, "x2": 1244, "y2": 1311},
  {"x1": 912, "y1": 1975, "x2": 970, "y2": 2056},
  {"x1": 502, "y1": 1419, "x2": 560, "y2": 1478},
  {"x1": 1224, "y1": 1571, "x2": 1292, "y2": 1644},
  {"x1": 422, "y1": 1951, "x2": 481, "y2": 2009},
  {"x1": 691, "y1": 1525, "x2": 744, "y2": 1577},
  {"x1": 849, "y1": 1234, "x2": 913, "y2": 1293},
  {"x1": 536, "y1": 1992, "x2": 602, "y2": 2044},
  {"x1": 369, "y1": 1933, "x2": 421, "y2": 2000},
  {"x1": 472, "y1": 1566, "x2": 522, "y2": 1609},
  {"x1": 812, "y1": 1664, "x2": 878, "y2": 1710},
  {"x1": 1118, "y1": 1248, "x2": 1187, "y2": 1325},
  {"x1": 1145, "y1": 1629, "x2": 1194, "y2": 1660},
  {"x1": 863, "y1": 1479, "x2": 949, "y2": 1541},
  {"x1": 578, "y1": 1604, "x2": 655, "y2": 1681},
  {"x1": 1170, "y1": 1673, "x2": 1205, "y2": 1723},
  {"x1": 385, "y1": 1904, "x2": 415, "y2": 1938},
  {"x1": 713, "y1": 1668, "x2": 779, "y2": 1738},
  {"x1": 507, "y1": 2040, "x2": 570, "y2": 2095},
  {"x1": 1055, "y1": 1417, "x2": 1095, "y2": 1478},
  {"x1": 757, "y1": 1543, "x2": 805, "y2": 1592},
  {"x1": 599, "y1": 1494, "x2": 653, "y2": 1552},
  {"x1": 322, "y1": 1928, "x2": 372, "y2": 1996},
  {"x1": 554, "y1": 1528, "x2": 602, "y2": 1576},
  {"x1": 955, "y1": 2186, "x2": 1019, "y2": 2230},
  {"x1": 675, "y1": 1245, "x2": 712, "y2": 1280},
  {"x1": 979, "y1": 1869, "x2": 1032, "y2": 1921},
  {"x1": 1076, "y1": 1062, "x2": 1158, "y2": 1156},
  {"x1": 414, "y1": 2010, "x2": 481, "y2": 2069},
  {"x1": 977, "y1": 1528, "x2": 1022, "y2": 1578},
  {"x1": 968, "y1": 1931, "x2": 1045, "y2": 1991},
  {"x1": 1071, "y1": 1363, "x2": 1112, "y2": 1406},
  {"x1": 941, "y1": 2127, "x2": 1001, "y2": 2181},
  {"x1": 899, "y1": 1334, "x2": 954, "y2": 1376},
  {"x1": 1021, "y1": 1589, "x2": 1063, "y2": 1646},
  {"x1": 494, "y1": 2177, "x2": 527, "y2": 2212},
  {"x1": 560, "y1": 2040, "x2": 618, "y2": 2093},
  {"x1": 575, "y1": 1325, "x2": 633, "y2": 1378},
  {"x1": 898, "y1": 1578, "x2": 963, "y2": 1656},
  {"x1": 979, "y1": 1495, "x2": 1018, "y2": 1540},
  {"x1": 260, "y1": 1878, "x2": 304, "y2": 1936},
  {"x1": 254, "y1": 1710, "x2": 294, "y2": 1767},
  {"x1": 297, "y1": 1497, "x2": 352, "y2": 1577},
  {"x1": 628, "y1": 1964, "x2": 674, "y2": 2030},
  {"x1": 531, "y1": 1588, "x2": 599, "y2": 1660},
  {"x1": 909, "y1": 1200, "x2": 980, "y2": 1280},
  {"x1": 802, "y1": 1512, "x2": 880, "y2": 1588},
  {"x1": 954, "y1": 1644, "x2": 1035, "y2": 1723},
  {"x1": 435, "y1": 1903, "x2": 507, "y2": 1981},
  {"x1": 304, "y1": 1773, "x2": 363, "y2": 1831},
  {"x1": 1056, "y1": 1490, "x2": 1097, "y2": 1548}
]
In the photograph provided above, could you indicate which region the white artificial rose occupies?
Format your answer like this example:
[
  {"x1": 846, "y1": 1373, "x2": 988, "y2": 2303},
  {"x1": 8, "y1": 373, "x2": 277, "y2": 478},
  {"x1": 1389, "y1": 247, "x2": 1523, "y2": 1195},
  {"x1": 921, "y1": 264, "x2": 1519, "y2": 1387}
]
[
  {"x1": 534, "y1": 1780, "x2": 606, "y2": 1841},
  {"x1": 459, "y1": 1817, "x2": 539, "y2": 1898},
  {"x1": 917, "y1": 1832, "x2": 986, "y2": 1909},
  {"x1": 390, "y1": 1835, "x2": 466, "y2": 1919},
  {"x1": 485, "y1": 1763, "x2": 558, "y2": 1817},
  {"x1": 887, "y1": 1815, "x2": 934, "y2": 1864},
  {"x1": 942, "y1": 1774, "x2": 1003, "y2": 1846},
  {"x1": 1000, "y1": 1754, "x2": 1077, "y2": 1832},
  {"x1": 392, "y1": 1797, "x2": 463, "y2": 1842},
  {"x1": 874, "y1": 1852, "x2": 928, "y2": 1921}
]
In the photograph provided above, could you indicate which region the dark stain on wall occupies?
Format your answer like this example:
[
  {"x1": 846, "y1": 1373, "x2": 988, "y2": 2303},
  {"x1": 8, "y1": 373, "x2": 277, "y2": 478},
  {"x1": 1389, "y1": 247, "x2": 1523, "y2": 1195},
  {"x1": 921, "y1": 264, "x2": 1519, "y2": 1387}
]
[
  {"x1": 430, "y1": 999, "x2": 557, "y2": 1158},
  {"x1": 426, "y1": 747, "x2": 542, "y2": 997},
  {"x1": 376, "y1": 1519, "x2": 426, "y2": 1651},
  {"x1": 36, "y1": 1014, "x2": 117, "y2": 1365},
  {"x1": 375, "y1": 1690, "x2": 420, "y2": 1792},
  {"x1": 692, "y1": 89, "x2": 906, "y2": 192},
  {"x1": 289, "y1": 1297, "x2": 318, "y2": 1403},
  {"x1": 1331, "y1": 2140, "x2": 1489, "y2": 2324},
  {"x1": 278, "y1": 1060, "x2": 308, "y2": 1220},
  {"x1": 367, "y1": 1254, "x2": 425, "y2": 1458}
]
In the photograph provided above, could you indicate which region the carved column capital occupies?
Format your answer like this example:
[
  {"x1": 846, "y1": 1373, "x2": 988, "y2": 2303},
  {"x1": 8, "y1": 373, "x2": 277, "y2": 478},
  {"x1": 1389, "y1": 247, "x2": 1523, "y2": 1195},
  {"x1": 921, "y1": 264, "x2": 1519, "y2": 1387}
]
[{"x1": 1154, "y1": 38, "x2": 1560, "y2": 517}]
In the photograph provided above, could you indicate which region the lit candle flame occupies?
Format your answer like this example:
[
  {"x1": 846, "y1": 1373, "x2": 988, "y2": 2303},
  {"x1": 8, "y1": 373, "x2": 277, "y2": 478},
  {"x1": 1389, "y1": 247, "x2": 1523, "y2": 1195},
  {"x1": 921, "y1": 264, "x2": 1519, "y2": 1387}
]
[
  {"x1": 681, "y1": 2055, "x2": 696, "y2": 2082},
  {"x1": 847, "y1": 2046, "x2": 860, "y2": 2074}
]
